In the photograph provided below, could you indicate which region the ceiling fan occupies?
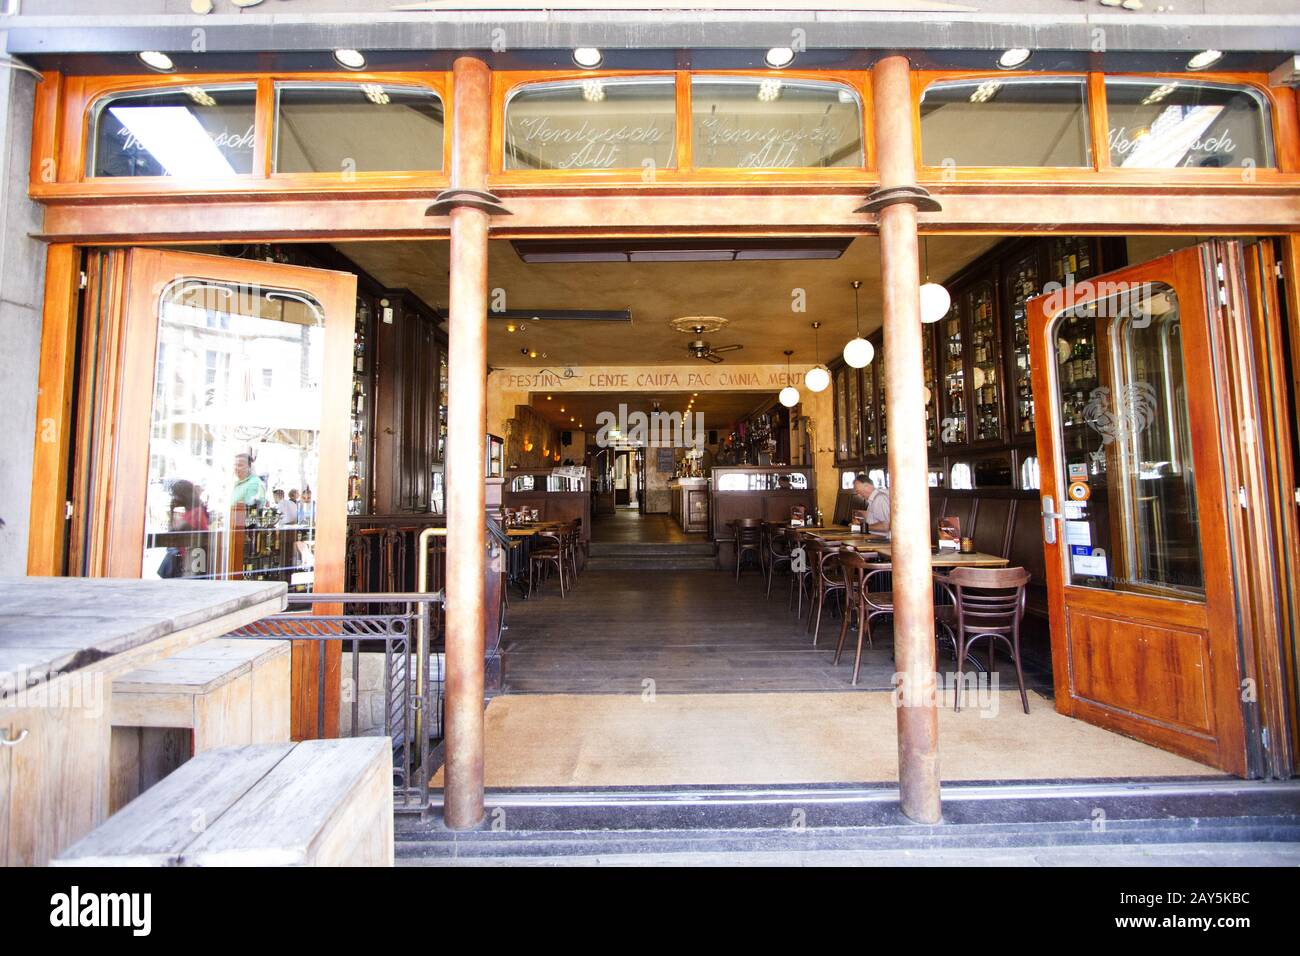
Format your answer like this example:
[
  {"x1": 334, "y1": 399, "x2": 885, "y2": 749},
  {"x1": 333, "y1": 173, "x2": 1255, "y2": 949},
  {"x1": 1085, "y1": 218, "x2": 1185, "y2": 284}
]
[{"x1": 687, "y1": 336, "x2": 743, "y2": 364}]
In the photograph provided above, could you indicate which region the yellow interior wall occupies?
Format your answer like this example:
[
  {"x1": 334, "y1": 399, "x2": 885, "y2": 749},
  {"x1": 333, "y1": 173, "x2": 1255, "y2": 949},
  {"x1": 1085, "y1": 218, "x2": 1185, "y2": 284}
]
[{"x1": 802, "y1": 384, "x2": 841, "y2": 523}]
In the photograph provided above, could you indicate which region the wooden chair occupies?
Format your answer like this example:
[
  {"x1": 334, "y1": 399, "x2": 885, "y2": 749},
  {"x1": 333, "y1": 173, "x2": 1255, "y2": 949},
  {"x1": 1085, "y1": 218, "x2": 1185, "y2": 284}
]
[
  {"x1": 805, "y1": 538, "x2": 854, "y2": 646},
  {"x1": 833, "y1": 551, "x2": 891, "y2": 685},
  {"x1": 934, "y1": 566, "x2": 1033, "y2": 713},
  {"x1": 732, "y1": 518, "x2": 764, "y2": 581},
  {"x1": 764, "y1": 524, "x2": 796, "y2": 600},
  {"x1": 529, "y1": 526, "x2": 568, "y2": 598}
]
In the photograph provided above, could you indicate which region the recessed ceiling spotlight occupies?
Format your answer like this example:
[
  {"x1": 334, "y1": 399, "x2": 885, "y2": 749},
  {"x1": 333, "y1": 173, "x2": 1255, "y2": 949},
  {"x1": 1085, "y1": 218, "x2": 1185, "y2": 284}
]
[
  {"x1": 1187, "y1": 49, "x2": 1224, "y2": 71},
  {"x1": 573, "y1": 47, "x2": 604, "y2": 69},
  {"x1": 138, "y1": 51, "x2": 175, "y2": 73},
  {"x1": 997, "y1": 48, "x2": 1032, "y2": 70},
  {"x1": 765, "y1": 47, "x2": 795, "y2": 69},
  {"x1": 333, "y1": 49, "x2": 367, "y2": 71}
]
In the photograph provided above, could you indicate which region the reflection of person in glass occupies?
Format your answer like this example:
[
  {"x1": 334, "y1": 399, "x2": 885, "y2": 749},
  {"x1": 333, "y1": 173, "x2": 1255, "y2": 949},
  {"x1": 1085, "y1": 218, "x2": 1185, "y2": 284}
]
[
  {"x1": 232, "y1": 451, "x2": 265, "y2": 507},
  {"x1": 299, "y1": 488, "x2": 315, "y2": 525},
  {"x1": 169, "y1": 479, "x2": 209, "y2": 532}
]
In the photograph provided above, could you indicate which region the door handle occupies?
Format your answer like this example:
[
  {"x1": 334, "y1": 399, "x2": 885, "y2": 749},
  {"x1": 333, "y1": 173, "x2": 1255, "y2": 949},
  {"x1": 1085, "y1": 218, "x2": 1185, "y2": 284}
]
[{"x1": 1041, "y1": 495, "x2": 1064, "y2": 545}]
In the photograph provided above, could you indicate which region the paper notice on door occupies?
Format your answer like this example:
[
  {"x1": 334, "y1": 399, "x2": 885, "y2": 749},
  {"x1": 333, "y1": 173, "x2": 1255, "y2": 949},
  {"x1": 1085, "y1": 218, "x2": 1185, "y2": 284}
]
[
  {"x1": 1071, "y1": 546, "x2": 1108, "y2": 577},
  {"x1": 1064, "y1": 520, "x2": 1092, "y2": 547}
]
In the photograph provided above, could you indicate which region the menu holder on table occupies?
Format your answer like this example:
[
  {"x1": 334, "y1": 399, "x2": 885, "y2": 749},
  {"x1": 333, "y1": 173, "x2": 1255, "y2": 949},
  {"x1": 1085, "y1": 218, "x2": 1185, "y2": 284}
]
[{"x1": 938, "y1": 516, "x2": 961, "y2": 552}]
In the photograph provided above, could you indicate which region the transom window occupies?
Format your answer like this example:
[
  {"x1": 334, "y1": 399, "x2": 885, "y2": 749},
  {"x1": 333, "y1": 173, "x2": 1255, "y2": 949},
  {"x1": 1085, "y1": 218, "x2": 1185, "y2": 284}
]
[
  {"x1": 1104, "y1": 79, "x2": 1274, "y2": 170},
  {"x1": 88, "y1": 84, "x2": 258, "y2": 178},
  {"x1": 920, "y1": 77, "x2": 1091, "y2": 168},
  {"x1": 274, "y1": 83, "x2": 444, "y2": 174},
  {"x1": 504, "y1": 76, "x2": 678, "y2": 172},
  {"x1": 690, "y1": 77, "x2": 863, "y2": 168}
]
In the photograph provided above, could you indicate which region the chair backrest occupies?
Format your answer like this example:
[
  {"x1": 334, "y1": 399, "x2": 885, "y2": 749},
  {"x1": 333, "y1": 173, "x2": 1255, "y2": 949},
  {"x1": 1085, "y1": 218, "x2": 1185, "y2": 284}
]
[
  {"x1": 734, "y1": 518, "x2": 764, "y2": 545},
  {"x1": 767, "y1": 525, "x2": 794, "y2": 557},
  {"x1": 946, "y1": 566, "x2": 1031, "y2": 632}
]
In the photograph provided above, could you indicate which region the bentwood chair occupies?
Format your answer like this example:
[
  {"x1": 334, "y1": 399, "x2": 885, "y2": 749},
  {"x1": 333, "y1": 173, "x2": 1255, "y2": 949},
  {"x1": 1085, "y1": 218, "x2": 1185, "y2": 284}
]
[
  {"x1": 805, "y1": 538, "x2": 853, "y2": 646},
  {"x1": 733, "y1": 519, "x2": 765, "y2": 581},
  {"x1": 765, "y1": 525, "x2": 795, "y2": 599},
  {"x1": 528, "y1": 526, "x2": 569, "y2": 598},
  {"x1": 833, "y1": 551, "x2": 892, "y2": 686},
  {"x1": 934, "y1": 566, "x2": 1032, "y2": 713}
]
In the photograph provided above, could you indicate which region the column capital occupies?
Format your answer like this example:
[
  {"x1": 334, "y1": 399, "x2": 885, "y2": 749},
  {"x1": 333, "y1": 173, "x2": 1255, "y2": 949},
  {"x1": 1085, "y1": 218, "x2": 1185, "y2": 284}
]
[
  {"x1": 426, "y1": 188, "x2": 512, "y2": 217},
  {"x1": 856, "y1": 184, "x2": 942, "y2": 215}
]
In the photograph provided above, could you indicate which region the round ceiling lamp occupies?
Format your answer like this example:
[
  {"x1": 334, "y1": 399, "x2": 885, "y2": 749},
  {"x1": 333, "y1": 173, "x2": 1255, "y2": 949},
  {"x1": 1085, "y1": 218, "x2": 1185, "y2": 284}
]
[
  {"x1": 919, "y1": 237, "x2": 951, "y2": 325},
  {"x1": 842, "y1": 280, "x2": 874, "y2": 369},
  {"x1": 779, "y1": 350, "x2": 800, "y2": 408},
  {"x1": 804, "y1": 321, "x2": 831, "y2": 392}
]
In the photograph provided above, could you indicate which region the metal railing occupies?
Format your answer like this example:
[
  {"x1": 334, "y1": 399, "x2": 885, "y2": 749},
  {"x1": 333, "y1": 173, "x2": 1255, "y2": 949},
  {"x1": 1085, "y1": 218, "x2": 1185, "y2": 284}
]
[{"x1": 231, "y1": 592, "x2": 442, "y2": 811}]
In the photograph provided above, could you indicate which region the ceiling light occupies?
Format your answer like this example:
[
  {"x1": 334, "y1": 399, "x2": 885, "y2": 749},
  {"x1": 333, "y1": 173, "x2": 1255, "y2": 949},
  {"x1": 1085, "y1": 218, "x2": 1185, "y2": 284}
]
[
  {"x1": 779, "y1": 349, "x2": 800, "y2": 408},
  {"x1": 529, "y1": 350, "x2": 538, "y2": 359},
  {"x1": 997, "y1": 48, "x2": 1032, "y2": 70},
  {"x1": 919, "y1": 239, "x2": 950, "y2": 324},
  {"x1": 138, "y1": 51, "x2": 175, "y2": 72},
  {"x1": 183, "y1": 87, "x2": 216, "y2": 108},
  {"x1": 581, "y1": 79, "x2": 606, "y2": 103},
  {"x1": 805, "y1": 321, "x2": 830, "y2": 392},
  {"x1": 506, "y1": 323, "x2": 517, "y2": 333},
  {"x1": 842, "y1": 280, "x2": 874, "y2": 369},
  {"x1": 1141, "y1": 82, "x2": 1179, "y2": 106},
  {"x1": 969, "y1": 80, "x2": 1002, "y2": 103},
  {"x1": 805, "y1": 365, "x2": 830, "y2": 393},
  {"x1": 920, "y1": 283, "x2": 951, "y2": 324},
  {"x1": 757, "y1": 78, "x2": 783, "y2": 102},
  {"x1": 1187, "y1": 50, "x2": 1224, "y2": 71},
  {"x1": 765, "y1": 47, "x2": 795, "y2": 69},
  {"x1": 360, "y1": 83, "x2": 390, "y2": 106},
  {"x1": 573, "y1": 47, "x2": 603, "y2": 69},
  {"x1": 333, "y1": 49, "x2": 367, "y2": 70}
]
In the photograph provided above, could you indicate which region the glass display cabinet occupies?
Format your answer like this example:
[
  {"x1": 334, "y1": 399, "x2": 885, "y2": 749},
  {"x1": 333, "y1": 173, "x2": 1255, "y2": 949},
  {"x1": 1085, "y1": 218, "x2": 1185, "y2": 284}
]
[
  {"x1": 967, "y1": 279, "x2": 1002, "y2": 443},
  {"x1": 1005, "y1": 245, "x2": 1043, "y2": 437},
  {"x1": 942, "y1": 297, "x2": 968, "y2": 446},
  {"x1": 861, "y1": 362, "x2": 878, "y2": 457}
]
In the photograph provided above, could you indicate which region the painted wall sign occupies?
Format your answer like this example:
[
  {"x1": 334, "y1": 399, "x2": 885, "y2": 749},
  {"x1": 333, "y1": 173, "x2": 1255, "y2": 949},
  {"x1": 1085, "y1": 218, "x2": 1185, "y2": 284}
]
[{"x1": 491, "y1": 364, "x2": 813, "y2": 392}]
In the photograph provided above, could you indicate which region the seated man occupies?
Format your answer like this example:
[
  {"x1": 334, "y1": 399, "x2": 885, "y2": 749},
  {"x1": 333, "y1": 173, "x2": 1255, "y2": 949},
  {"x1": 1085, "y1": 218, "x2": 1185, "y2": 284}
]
[{"x1": 851, "y1": 473, "x2": 891, "y2": 537}]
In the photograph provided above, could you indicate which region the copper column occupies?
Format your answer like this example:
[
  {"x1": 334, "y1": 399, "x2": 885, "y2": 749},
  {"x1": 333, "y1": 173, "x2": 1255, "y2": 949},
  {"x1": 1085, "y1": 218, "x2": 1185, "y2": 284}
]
[
  {"x1": 437, "y1": 56, "x2": 505, "y2": 830},
  {"x1": 866, "y1": 55, "x2": 942, "y2": 824}
]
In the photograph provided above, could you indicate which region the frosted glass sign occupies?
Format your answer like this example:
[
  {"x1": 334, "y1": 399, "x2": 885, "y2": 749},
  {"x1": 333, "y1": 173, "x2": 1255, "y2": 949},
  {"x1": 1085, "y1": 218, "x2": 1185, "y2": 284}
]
[
  {"x1": 691, "y1": 77, "x2": 863, "y2": 168},
  {"x1": 920, "y1": 77, "x2": 1090, "y2": 167},
  {"x1": 275, "y1": 83, "x2": 444, "y2": 173},
  {"x1": 504, "y1": 77, "x2": 677, "y2": 171},
  {"x1": 88, "y1": 85, "x2": 257, "y2": 178},
  {"x1": 1105, "y1": 80, "x2": 1274, "y2": 169}
]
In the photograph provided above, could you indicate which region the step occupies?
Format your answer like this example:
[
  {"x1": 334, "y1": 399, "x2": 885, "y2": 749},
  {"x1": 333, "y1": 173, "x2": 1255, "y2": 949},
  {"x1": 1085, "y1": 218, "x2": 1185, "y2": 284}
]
[
  {"x1": 395, "y1": 779, "x2": 1300, "y2": 862},
  {"x1": 583, "y1": 557, "x2": 717, "y2": 572},
  {"x1": 588, "y1": 542, "x2": 714, "y2": 557}
]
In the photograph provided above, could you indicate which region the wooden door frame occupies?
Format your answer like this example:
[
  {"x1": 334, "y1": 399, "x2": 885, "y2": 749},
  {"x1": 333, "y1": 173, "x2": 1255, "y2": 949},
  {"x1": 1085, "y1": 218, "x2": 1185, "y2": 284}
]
[
  {"x1": 1028, "y1": 246, "x2": 1250, "y2": 775},
  {"x1": 29, "y1": 246, "x2": 357, "y2": 740}
]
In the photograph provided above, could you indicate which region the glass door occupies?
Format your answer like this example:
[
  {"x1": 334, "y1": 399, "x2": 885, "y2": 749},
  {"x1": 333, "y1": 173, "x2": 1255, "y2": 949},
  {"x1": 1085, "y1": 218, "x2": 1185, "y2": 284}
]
[
  {"x1": 100, "y1": 250, "x2": 356, "y2": 590},
  {"x1": 1027, "y1": 246, "x2": 1248, "y2": 774}
]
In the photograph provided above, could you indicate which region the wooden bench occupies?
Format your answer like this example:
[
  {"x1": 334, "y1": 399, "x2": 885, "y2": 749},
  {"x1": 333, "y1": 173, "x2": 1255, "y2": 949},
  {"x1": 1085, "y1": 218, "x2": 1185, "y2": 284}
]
[
  {"x1": 55, "y1": 738, "x2": 394, "y2": 867},
  {"x1": 109, "y1": 638, "x2": 291, "y2": 812}
]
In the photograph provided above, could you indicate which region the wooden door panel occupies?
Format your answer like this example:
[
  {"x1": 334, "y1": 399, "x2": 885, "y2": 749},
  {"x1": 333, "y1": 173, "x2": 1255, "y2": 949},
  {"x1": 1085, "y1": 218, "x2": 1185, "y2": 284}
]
[
  {"x1": 1028, "y1": 245, "x2": 1248, "y2": 775},
  {"x1": 1065, "y1": 606, "x2": 1215, "y2": 735},
  {"x1": 90, "y1": 249, "x2": 355, "y2": 740}
]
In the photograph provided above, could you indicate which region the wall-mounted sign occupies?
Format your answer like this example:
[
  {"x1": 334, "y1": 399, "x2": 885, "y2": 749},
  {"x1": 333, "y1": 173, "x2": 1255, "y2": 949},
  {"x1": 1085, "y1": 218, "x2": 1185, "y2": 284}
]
[{"x1": 491, "y1": 364, "x2": 813, "y2": 393}]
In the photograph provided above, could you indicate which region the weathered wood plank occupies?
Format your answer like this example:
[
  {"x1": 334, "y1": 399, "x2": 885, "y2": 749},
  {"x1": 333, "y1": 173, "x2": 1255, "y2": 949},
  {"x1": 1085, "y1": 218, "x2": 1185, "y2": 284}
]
[
  {"x1": 181, "y1": 738, "x2": 391, "y2": 867},
  {"x1": 54, "y1": 743, "x2": 296, "y2": 867}
]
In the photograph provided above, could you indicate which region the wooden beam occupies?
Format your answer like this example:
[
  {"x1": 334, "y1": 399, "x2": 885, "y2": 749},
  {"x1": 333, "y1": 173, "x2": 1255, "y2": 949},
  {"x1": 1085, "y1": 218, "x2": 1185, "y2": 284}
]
[{"x1": 36, "y1": 185, "x2": 1300, "y2": 243}]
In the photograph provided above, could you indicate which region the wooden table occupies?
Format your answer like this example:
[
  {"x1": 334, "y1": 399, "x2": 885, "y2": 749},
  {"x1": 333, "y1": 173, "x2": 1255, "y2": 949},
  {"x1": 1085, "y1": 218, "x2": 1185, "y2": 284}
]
[
  {"x1": 0, "y1": 577, "x2": 287, "y2": 866},
  {"x1": 802, "y1": 531, "x2": 1009, "y2": 568}
]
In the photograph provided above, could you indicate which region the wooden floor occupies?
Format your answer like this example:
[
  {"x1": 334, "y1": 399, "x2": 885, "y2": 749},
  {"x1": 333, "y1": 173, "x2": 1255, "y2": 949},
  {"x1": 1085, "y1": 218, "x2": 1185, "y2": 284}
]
[
  {"x1": 590, "y1": 509, "x2": 705, "y2": 544},
  {"x1": 502, "y1": 567, "x2": 1053, "y2": 696}
]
